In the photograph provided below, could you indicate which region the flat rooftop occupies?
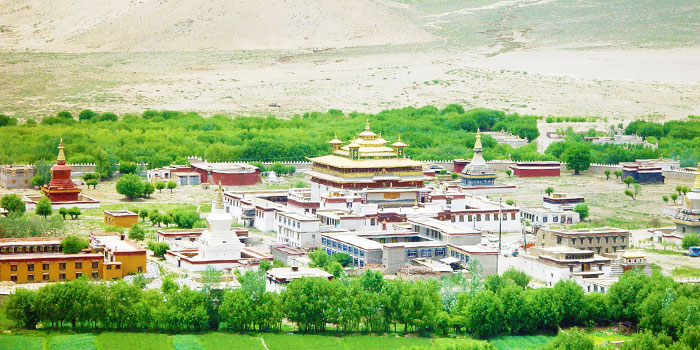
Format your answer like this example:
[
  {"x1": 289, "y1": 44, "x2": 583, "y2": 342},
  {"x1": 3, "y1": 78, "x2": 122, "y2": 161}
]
[
  {"x1": 450, "y1": 244, "x2": 498, "y2": 254},
  {"x1": 278, "y1": 211, "x2": 320, "y2": 222},
  {"x1": 408, "y1": 217, "x2": 481, "y2": 235},
  {"x1": 267, "y1": 267, "x2": 332, "y2": 281},
  {"x1": 545, "y1": 227, "x2": 629, "y2": 235},
  {"x1": 91, "y1": 233, "x2": 145, "y2": 253},
  {"x1": 0, "y1": 253, "x2": 103, "y2": 261},
  {"x1": 323, "y1": 233, "x2": 384, "y2": 250},
  {"x1": 0, "y1": 236, "x2": 63, "y2": 247},
  {"x1": 104, "y1": 210, "x2": 137, "y2": 217}
]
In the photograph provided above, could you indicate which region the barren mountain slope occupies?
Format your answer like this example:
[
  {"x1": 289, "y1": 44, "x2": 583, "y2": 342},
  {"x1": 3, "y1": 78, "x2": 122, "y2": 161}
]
[{"x1": 0, "y1": 0, "x2": 434, "y2": 52}]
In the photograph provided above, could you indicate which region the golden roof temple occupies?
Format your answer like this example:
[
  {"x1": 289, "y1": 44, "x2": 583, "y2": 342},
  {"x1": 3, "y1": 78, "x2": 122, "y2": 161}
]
[{"x1": 307, "y1": 121, "x2": 430, "y2": 189}]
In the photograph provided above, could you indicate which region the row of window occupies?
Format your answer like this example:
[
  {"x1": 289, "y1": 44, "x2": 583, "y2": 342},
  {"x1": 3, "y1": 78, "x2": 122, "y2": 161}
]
[
  {"x1": 406, "y1": 248, "x2": 445, "y2": 258},
  {"x1": 321, "y1": 238, "x2": 366, "y2": 258},
  {"x1": 9, "y1": 261, "x2": 100, "y2": 272},
  {"x1": 523, "y1": 213, "x2": 569, "y2": 223},
  {"x1": 450, "y1": 212, "x2": 517, "y2": 223},
  {"x1": 10, "y1": 271, "x2": 99, "y2": 282},
  {"x1": 278, "y1": 216, "x2": 301, "y2": 229},
  {"x1": 449, "y1": 249, "x2": 471, "y2": 263},
  {"x1": 557, "y1": 235, "x2": 627, "y2": 245},
  {"x1": 0, "y1": 245, "x2": 61, "y2": 254}
]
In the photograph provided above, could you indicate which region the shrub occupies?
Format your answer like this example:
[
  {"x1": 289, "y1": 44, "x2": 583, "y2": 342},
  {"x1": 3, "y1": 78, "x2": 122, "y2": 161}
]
[
  {"x1": 1, "y1": 194, "x2": 26, "y2": 214},
  {"x1": 61, "y1": 235, "x2": 88, "y2": 254},
  {"x1": 147, "y1": 241, "x2": 170, "y2": 258},
  {"x1": 128, "y1": 225, "x2": 145, "y2": 241}
]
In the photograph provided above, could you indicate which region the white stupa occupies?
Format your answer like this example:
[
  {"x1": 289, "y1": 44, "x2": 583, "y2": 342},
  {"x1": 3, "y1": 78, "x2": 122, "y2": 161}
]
[
  {"x1": 267, "y1": 170, "x2": 283, "y2": 183},
  {"x1": 195, "y1": 183, "x2": 245, "y2": 260}
]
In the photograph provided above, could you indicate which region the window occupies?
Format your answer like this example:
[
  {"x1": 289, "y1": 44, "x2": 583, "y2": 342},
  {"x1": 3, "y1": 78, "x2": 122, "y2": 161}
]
[
  {"x1": 59, "y1": 263, "x2": 66, "y2": 270},
  {"x1": 92, "y1": 272, "x2": 99, "y2": 279},
  {"x1": 476, "y1": 214, "x2": 481, "y2": 221},
  {"x1": 76, "y1": 272, "x2": 82, "y2": 278},
  {"x1": 107, "y1": 265, "x2": 112, "y2": 270},
  {"x1": 360, "y1": 250, "x2": 364, "y2": 257},
  {"x1": 322, "y1": 237, "x2": 327, "y2": 245},
  {"x1": 137, "y1": 266, "x2": 143, "y2": 273},
  {"x1": 10, "y1": 265, "x2": 17, "y2": 272},
  {"x1": 92, "y1": 262, "x2": 99, "y2": 269},
  {"x1": 116, "y1": 265, "x2": 121, "y2": 270},
  {"x1": 468, "y1": 215, "x2": 472, "y2": 222},
  {"x1": 588, "y1": 237, "x2": 593, "y2": 243},
  {"x1": 407, "y1": 249, "x2": 418, "y2": 258},
  {"x1": 420, "y1": 249, "x2": 432, "y2": 257},
  {"x1": 571, "y1": 238, "x2": 576, "y2": 245},
  {"x1": 620, "y1": 236, "x2": 625, "y2": 242},
  {"x1": 42, "y1": 273, "x2": 49, "y2": 281},
  {"x1": 27, "y1": 264, "x2": 34, "y2": 271},
  {"x1": 543, "y1": 217, "x2": 548, "y2": 223},
  {"x1": 553, "y1": 216, "x2": 559, "y2": 222},
  {"x1": 59, "y1": 273, "x2": 66, "y2": 280},
  {"x1": 511, "y1": 213, "x2": 516, "y2": 220},
  {"x1": 556, "y1": 236, "x2": 562, "y2": 244},
  {"x1": 75, "y1": 262, "x2": 82, "y2": 269},
  {"x1": 10, "y1": 275, "x2": 17, "y2": 282},
  {"x1": 353, "y1": 247, "x2": 359, "y2": 256},
  {"x1": 27, "y1": 274, "x2": 34, "y2": 281},
  {"x1": 43, "y1": 263, "x2": 49, "y2": 270},
  {"x1": 605, "y1": 237, "x2": 609, "y2": 243},
  {"x1": 596, "y1": 237, "x2": 600, "y2": 243},
  {"x1": 485, "y1": 214, "x2": 490, "y2": 221},
  {"x1": 332, "y1": 241, "x2": 337, "y2": 249},
  {"x1": 435, "y1": 248, "x2": 445, "y2": 257}
]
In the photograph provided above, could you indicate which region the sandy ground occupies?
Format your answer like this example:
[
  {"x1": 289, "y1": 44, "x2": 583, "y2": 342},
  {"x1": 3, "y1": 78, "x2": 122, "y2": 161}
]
[{"x1": 1, "y1": 46, "x2": 699, "y2": 119}]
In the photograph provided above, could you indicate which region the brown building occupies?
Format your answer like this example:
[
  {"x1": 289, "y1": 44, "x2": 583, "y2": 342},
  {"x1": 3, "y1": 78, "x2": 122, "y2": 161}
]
[
  {"x1": 104, "y1": 210, "x2": 139, "y2": 228},
  {"x1": 0, "y1": 233, "x2": 146, "y2": 283},
  {"x1": 536, "y1": 227, "x2": 630, "y2": 255},
  {"x1": 0, "y1": 165, "x2": 33, "y2": 189}
]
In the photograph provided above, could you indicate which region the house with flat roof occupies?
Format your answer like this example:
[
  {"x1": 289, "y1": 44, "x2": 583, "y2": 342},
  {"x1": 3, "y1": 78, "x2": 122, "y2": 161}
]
[
  {"x1": 266, "y1": 266, "x2": 333, "y2": 292},
  {"x1": 408, "y1": 217, "x2": 482, "y2": 245},
  {"x1": 0, "y1": 165, "x2": 33, "y2": 189},
  {"x1": 536, "y1": 227, "x2": 630, "y2": 255},
  {"x1": 276, "y1": 211, "x2": 322, "y2": 249},
  {"x1": 104, "y1": 210, "x2": 138, "y2": 228}
]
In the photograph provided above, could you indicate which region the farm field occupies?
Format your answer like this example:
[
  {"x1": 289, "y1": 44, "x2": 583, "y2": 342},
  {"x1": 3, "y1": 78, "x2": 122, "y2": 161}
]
[{"x1": 0, "y1": 333, "x2": 496, "y2": 350}]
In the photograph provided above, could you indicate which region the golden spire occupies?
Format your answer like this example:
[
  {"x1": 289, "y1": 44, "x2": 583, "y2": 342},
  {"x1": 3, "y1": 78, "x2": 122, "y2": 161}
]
[
  {"x1": 215, "y1": 182, "x2": 224, "y2": 209},
  {"x1": 365, "y1": 119, "x2": 370, "y2": 130},
  {"x1": 57, "y1": 138, "x2": 66, "y2": 163},
  {"x1": 693, "y1": 165, "x2": 700, "y2": 192},
  {"x1": 474, "y1": 129, "x2": 483, "y2": 150}
]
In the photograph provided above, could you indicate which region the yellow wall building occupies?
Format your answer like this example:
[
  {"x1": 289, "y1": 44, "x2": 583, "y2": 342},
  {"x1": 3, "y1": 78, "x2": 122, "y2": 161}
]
[
  {"x1": 104, "y1": 210, "x2": 139, "y2": 228},
  {"x1": 0, "y1": 233, "x2": 146, "y2": 284}
]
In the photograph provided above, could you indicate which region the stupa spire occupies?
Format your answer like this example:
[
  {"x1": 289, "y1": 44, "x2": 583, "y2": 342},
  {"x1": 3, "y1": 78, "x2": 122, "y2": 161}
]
[
  {"x1": 56, "y1": 138, "x2": 66, "y2": 164},
  {"x1": 474, "y1": 129, "x2": 483, "y2": 151},
  {"x1": 215, "y1": 182, "x2": 224, "y2": 209}
]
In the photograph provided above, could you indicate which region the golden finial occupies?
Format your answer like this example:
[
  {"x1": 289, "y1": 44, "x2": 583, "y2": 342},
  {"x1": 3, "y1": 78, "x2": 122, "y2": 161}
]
[
  {"x1": 56, "y1": 138, "x2": 66, "y2": 163},
  {"x1": 397, "y1": 134, "x2": 401, "y2": 142},
  {"x1": 365, "y1": 119, "x2": 370, "y2": 130},
  {"x1": 215, "y1": 181, "x2": 224, "y2": 209},
  {"x1": 474, "y1": 129, "x2": 483, "y2": 150}
]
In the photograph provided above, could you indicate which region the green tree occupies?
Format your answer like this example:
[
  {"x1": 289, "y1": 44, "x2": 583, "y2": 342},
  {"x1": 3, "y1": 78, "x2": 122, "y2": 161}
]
[
  {"x1": 30, "y1": 175, "x2": 44, "y2": 188},
  {"x1": 662, "y1": 195, "x2": 669, "y2": 204},
  {"x1": 332, "y1": 252, "x2": 352, "y2": 267},
  {"x1": 506, "y1": 199, "x2": 515, "y2": 206},
  {"x1": 61, "y1": 235, "x2": 88, "y2": 254},
  {"x1": 0, "y1": 114, "x2": 19, "y2": 127},
  {"x1": 78, "y1": 109, "x2": 97, "y2": 121},
  {"x1": 614, "y1": 170, "x2": 623, "y2": 180},
  {"x1": 671, "y1": 193, "x2": 679, "y2": 203},
  {"x1": 119, "y1": 161, "x2": 138, "y2": 174},
  {"x1": 502, "y1": 268, "x2": 530, "y2": 289},
  {"x1": 147, "y1": 241, "x2": 169, "y2": 259},
  {"x1": 58, "y1": 207, "x2": 68, "y2": 220},
  {"x1": 604, "y1": 169, "x2": 611, "y2": 180},
  {"x1": 116, "y1": 174, "x2": 144, "y2": 199},
  {"x1": 573, "y1": 203, "x2": 589, "y2": 221},
  {"x1": 219, "y1": 289, "x2": 254, "y2": 331},
  {"x1": 463, "y1": 289, "x2": 504, "y2": 338},
  {"x1": 1, "y1": 194, "x2": 26, "y2": 214},
  {"x1": 326, "y1": 261, "x2": 345, "y2": 278},
  {"x1": 543, "y1": 328, "x2": 594, "y2": 350},
  {"x1": 545, "y1": 187, "x2": 555, "y2": 196},
  {"x1": 505, "y1": 169, "x2": 512, "y2": 177},
  {"x1": 625, "y1": 189, "x2": 636, "y2": 200},
  {"x1": 309, "y1": 248, "x2": 332, "y2": 268},
  {"x1": 33, "y1": 160, "x2": 52, "y2": 186},
  {"x1": 86, "y1": 179, "x2": 98, "y2": 189},
  {"x1": 142, "y1": 181, "x2": 155, "y2": 198},
  {"x1": 128, "y1": 224, "x2": 145, "y2": 241},
  {"x1": 681, "y1": 234, "x2": 700, "y2": 249},
  {"x1": 166, "y1": 180, "x2": 177, "y2": 192},
  {"x1": 35, "y1": 196, "x2": 52, "y2": 217},
  {"x1": 552, "y1": 280, "x2": 586, "y2": 327},
  {"x1": 138, "y1": 209, "x2": 148, "y2": 221},
  {"x1": 4, "y1": 288, "x2": 39, "y2": 329},
  {"x1": 67, "y1": 206, "x2": 81, "y2": 219},
  {"x1": 94, "y1": 149, "x2": 117, "y2": 180},
  {"x1": 562, "y1": 143, "x2": 591, "y2": 175},
  {"x1": 161, "y1": 214, "x2": 172, "y2": 227},
  {"x1": 155, "y1": 180, "x2": 165, "y2": 193},
  {"x1": 634, "y1": 183, "x2": 642, "y2": 198},
  {"x1": 170, "y1": 209, "x2": 199, "y2": 228}
]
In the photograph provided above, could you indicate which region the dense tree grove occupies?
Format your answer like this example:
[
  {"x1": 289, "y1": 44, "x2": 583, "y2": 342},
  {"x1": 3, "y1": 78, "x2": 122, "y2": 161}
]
[
  {"x1": 4, "y1": 269, "x2": 698, "y2": 348},
  {"x1": 0, "y1": 107, "x2": 543, "y2": 166}
]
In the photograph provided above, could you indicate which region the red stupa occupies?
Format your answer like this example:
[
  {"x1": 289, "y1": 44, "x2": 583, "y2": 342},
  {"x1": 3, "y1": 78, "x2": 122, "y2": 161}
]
[{"x1": 41, "y1": 139, "x2": 82, "y2": 203}]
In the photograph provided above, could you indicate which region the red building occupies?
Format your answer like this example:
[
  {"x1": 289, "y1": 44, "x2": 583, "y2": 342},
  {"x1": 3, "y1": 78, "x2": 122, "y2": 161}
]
[
  {"x1": 41, "y1": 139, "x2": 81, "y2": 203},
  {"x1": 453, "y1": 159, "x2": 470, "y2": 174},
  {"x1": 509, "y1": 161, "x2": 561, "y2": 177},
  {"x1": 187, "y1": 158, "x2": 261, "y2": 186}
]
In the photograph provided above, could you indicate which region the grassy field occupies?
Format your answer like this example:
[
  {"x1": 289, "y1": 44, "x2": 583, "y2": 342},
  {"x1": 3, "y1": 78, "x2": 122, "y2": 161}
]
[
  {"x1": 672, "y1": 266, "x2": 700, "y2": 278},
  {"x1": 0, "y1": 333, "x2": 492, "y2": 350},
  {"x1": 490, "y1": 335, "x2": 553, "y2": 350}
]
